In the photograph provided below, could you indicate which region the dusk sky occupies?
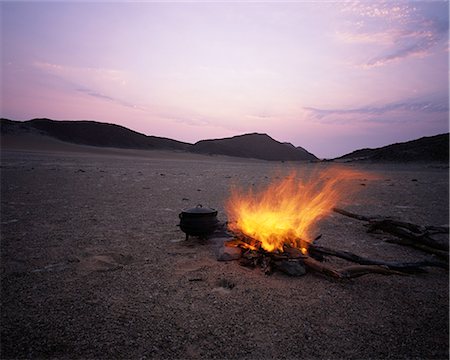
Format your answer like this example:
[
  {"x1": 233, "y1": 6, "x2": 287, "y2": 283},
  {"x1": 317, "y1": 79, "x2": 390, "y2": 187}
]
[{"x1": 1, "y1": 1, "x2": 449, "y2": 158}]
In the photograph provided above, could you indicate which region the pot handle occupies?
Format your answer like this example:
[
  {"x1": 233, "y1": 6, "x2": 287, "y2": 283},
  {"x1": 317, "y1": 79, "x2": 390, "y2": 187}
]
[{"x1": 196, "y1": 204, "x2": 203, "y2": 208}]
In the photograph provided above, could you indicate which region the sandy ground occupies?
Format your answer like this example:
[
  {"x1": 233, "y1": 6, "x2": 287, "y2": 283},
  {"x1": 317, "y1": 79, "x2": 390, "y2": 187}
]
[{"x1": 1, "y1": 141, "x2": 449, "y2": 359}]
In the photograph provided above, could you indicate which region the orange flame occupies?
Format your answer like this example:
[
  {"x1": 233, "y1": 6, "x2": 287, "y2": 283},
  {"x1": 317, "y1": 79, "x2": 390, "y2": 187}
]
[{"x1": 226, "y1": 167, "x2": 367, "y2": 253}]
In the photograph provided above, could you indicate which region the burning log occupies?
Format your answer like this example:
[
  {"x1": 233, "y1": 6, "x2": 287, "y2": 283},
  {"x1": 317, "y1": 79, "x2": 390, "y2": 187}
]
[
  {"x1": 333, "y1": 207, "x2": 449, "y2": 260},
  {"x1": 224, "y1": 234, "x2": 438, "y2": 279},
  {"x1": 220, "y1": 170, "x2": 447, "y2": 279}
]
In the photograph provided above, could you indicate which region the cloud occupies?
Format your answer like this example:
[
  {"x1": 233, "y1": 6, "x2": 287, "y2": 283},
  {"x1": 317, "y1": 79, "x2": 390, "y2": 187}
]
[
  {"x1": 304, "y1": 97, "x2": 449, "y2": 124},
  {"x1": 32, "y1": 61, "x2": 150, "y2": 111},
  {"x1": 335, "y1": 30, "x2": 395, "y2": 45},
  {"x1": 75, "y1": 87, "x2": 146, "y2": 111},
  {"x1": 337, "y1": 1, "x2": 449, "y2": 68},
  {"x1": 364, "y1": 21, "x2": 448, "y2": 68},
  {"x1": 33, "y1": 61, "x2": 127, "y2": 85},
  {"x1": 340, "y1": 1, "x2": 415, "y2": 21}
]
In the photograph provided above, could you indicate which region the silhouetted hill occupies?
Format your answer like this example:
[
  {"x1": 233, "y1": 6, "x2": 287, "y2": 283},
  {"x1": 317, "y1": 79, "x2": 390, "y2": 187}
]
[
  {"x1": 191, "y1": 133, "x2": 318, "y2": 161},
  {"x1": 282, "y1": 141, "x2": 318, "y2": 161},
  {"x1": 1, "y1": 119, "x2": 319, "y2": 160},
  {"x1": 336, "y1": 133, "x2": 449, "y2": 162},
  {"x1": 1, "y1": 118, "x2": 190, "y2": 151}
]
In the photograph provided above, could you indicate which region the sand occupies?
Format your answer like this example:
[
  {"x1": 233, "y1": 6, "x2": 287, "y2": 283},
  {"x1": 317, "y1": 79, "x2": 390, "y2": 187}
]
[{"x1": 1, "y1": 140, "x2": 448, "y2": 359}]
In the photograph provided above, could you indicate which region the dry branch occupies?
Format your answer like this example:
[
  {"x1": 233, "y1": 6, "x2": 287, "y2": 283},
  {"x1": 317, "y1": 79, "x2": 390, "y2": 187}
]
[
  {"x1": 337, "y1": 265, "x2": 406, "y2": 279},
  {"x1": 309, "y1": 244, "x2": 448, "y2": 272},
  {"x1": 332, "y1": 207, "x2": 449, "y2": 258},
  {"x1": 303, "y1": 256, "x2": 405, "y2": 279},
  {"x1": 385, "y1": 238, "x2": 449, "y2": 260},
  {"x1": 302, "y1": 256, "x2": 341, "y2": 278},
  {"x1": 367, "y1": 220, "x2": 449, "y2": 251},
  {"x1": 227, "y1": 233, "x2": 443, "y2": 279},
  {"x1": 332, "y1": 207, "x2": 372, "y2": 221}
]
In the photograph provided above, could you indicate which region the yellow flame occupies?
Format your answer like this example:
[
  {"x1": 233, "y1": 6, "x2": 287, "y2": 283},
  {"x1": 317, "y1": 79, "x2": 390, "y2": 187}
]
[{"x1": 226, "y1": 167, "x2": 366, "y2": 253}]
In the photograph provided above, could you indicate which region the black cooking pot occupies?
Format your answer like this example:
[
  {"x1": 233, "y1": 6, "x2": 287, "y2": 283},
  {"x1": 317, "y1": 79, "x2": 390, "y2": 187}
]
[{"x1": 179, "y1": 204, "x2": 219, "y2": 239}]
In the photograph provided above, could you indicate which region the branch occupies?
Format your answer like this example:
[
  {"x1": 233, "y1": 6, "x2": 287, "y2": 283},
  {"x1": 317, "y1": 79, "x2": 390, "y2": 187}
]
[
  {"x1": 332, "y1": 207, "x2": 373, "y2": 221},
  {"x1": 309, "y1": 244, "x2": 447, "y2": 273},
  {"x1": 302, "y1": 256, "x2": 406, "y2": 279},
  {"x1": 302, "y1": 256, "x2": 342, "y2": 279},
  {"x1": 333, "y1": 207, "x2": 449, "y2": 256},
  {"x1": 385, "y1": 238, "x2": 449, "y2": 260},
  {"x1": 367, "y1": 220, "x2": 449, "y2": 251},
  {"x1": 338, "y1": 265, "x2": 406, "y2": 279}
]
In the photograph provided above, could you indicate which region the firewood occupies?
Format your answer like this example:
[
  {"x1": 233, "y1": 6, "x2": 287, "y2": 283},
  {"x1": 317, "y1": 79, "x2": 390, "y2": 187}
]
[
  {"x1": 302, "y1": 256, "x2": 342, "y2": 279},
  {"x1": 425, "y1": 225, "x2": 450, "y2": 234},
  {"x1": 309, "y1": 244, "x2": 448, "y2": 272},
  {"x1": 302, "y1": 256, "x2": 407, "y2": 279},
  {"x1": 261, "y1": 256, "x2": 273, "y2": 275},
  {"x1": 332, "y1": 207, "x2": 372, "y2": 221},
  {"x1": 385, "y1": 238, "x2": 449, "y2": 260},
  {"x1": 226, "y1": 226, "x2": 447, "y2": 279},
  {"x1": 367, "y1": 220, "x2": 449, "y2": 251},
  {"x1": 337, "y1": 265, "x2": 406, "y2": 278},
  {"x1": 332, "y1": 207, "x2": 449, "y2": 256}
]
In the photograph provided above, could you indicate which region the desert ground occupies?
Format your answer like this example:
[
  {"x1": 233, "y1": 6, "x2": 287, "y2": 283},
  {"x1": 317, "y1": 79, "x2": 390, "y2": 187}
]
[{"x1": 1, "y1": 139, "x2": 449, "y2": 359}]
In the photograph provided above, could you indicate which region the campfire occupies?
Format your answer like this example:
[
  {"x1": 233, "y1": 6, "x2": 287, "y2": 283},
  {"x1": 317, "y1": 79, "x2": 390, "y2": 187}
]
[{"x1": 222, "y1": 168, "x2": 448, "y2": 278}]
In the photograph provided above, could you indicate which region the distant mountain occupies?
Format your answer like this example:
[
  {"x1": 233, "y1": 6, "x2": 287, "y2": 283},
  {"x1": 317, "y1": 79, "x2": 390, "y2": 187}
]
[
  {"x1": 282, "y1": 141, "x2": 318, "y2": 161},
  {"x1": 191, "y1": 133, "x2": 318, "y2": 161},
  {"x1": 1, "y1": 118, "x2": 190, "y2": 151},
  {"x1": 1, "y1": 118, "x2": 319, "y2": 161},
  {"x1": 336, "y1": 133, "x2": 449, "y2": 162}
]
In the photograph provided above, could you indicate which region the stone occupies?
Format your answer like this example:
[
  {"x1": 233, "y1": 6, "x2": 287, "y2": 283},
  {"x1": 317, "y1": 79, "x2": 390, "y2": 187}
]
[
  {"x1": 217, "y1": 246, "x2": 242, "y2": 261},
  {"x1": 276, "y1": 260, "x2": 306, "y2": 276}
]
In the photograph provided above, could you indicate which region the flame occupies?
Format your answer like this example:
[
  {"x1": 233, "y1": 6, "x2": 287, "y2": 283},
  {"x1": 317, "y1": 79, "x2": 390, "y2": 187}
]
[{"x1": 226, "y1": 167, "x2": 366, "y2": 253}]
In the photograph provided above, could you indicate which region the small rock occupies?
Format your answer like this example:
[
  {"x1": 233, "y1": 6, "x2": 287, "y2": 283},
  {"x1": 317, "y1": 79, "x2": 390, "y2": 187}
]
[
  {"x1": 217, "y1": 246, "x2": 242, "y2": 261},
  {"x1": 217, "y1": 278, "x2": 235, "y2": 289},
  {"x1": 276, "y1": 260, "x2": 306, "y2": 276}
]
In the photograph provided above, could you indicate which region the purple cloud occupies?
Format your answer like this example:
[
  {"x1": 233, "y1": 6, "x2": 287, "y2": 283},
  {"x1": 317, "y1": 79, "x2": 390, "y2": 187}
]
[
  {"x1": 305, "y1": 97, "x2": 449, "y2": 123},
  {"x1": 338, "y1": 1, "x2": 449, "y2": 68},
  {"x1": 366, "y1": 18, "x2": 448, "y2": 68}
]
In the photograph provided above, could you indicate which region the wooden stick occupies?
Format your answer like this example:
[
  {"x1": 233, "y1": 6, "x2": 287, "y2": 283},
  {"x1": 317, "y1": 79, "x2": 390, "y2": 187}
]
[
  {"x1": 385, "y1": 238, "x2": 449, "y2": 260},
  {"x1": 303, "y1": 256, "x2": 406, "y2": 279},
  {"x1": 338, "y1": 265, "x2": 406, "y2": 279},
  {"x1": 367, "y1": 220, "x2": 449, "y2": 251},
  {"x1": 302, "y1": 256, "x2": 342, "y2": 279},
  {"x1": 426, "y1": 225, "x2": 450, "y2": 234},
  {"x1": 333, "y1": 207, "x2": 449, "y2": 254},
  {"x1": 309, "y1": 244, "x2": 448, "y2": 272},
  {"x1": 332, "y1": 207, "x2": 372, "y2": 221}
]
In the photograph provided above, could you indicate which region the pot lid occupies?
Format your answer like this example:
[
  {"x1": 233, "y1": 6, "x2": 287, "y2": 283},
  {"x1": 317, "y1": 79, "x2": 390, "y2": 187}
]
[{"x1": 182, "y1": 204, "x2": 217, "y2": 214}]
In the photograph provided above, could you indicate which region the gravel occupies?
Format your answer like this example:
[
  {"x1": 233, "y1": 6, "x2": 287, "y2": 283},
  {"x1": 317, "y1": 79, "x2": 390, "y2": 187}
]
[{"x1": 1, "y1": 148, "x2": 448, "y2": 359}]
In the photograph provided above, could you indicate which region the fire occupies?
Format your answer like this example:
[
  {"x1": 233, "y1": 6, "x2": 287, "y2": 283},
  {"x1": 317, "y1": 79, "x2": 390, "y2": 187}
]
[{"x1": 226, "y1": 167, "x2": 366, "y2": 253}]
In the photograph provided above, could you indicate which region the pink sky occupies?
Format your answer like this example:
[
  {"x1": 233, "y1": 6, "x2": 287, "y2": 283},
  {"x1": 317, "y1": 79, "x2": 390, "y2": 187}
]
[{"x1": 1, "y1": 1, "x2": 448, "y2": 158}]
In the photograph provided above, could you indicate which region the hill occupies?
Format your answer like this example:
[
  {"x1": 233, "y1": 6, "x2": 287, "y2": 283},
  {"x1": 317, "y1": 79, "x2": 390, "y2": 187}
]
[
  {"x1": 1, "y1": 118, "x2": 190, "y2": 151},
  {"x1": 191, "y1": 133, "x2": 318, "y2": 161},
  {"x1": 1, "y1": 119, "x2": 318, "y2": 161},
  {"x1": 336, "y1": 133, "x2": 449, "y2": 162}
]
